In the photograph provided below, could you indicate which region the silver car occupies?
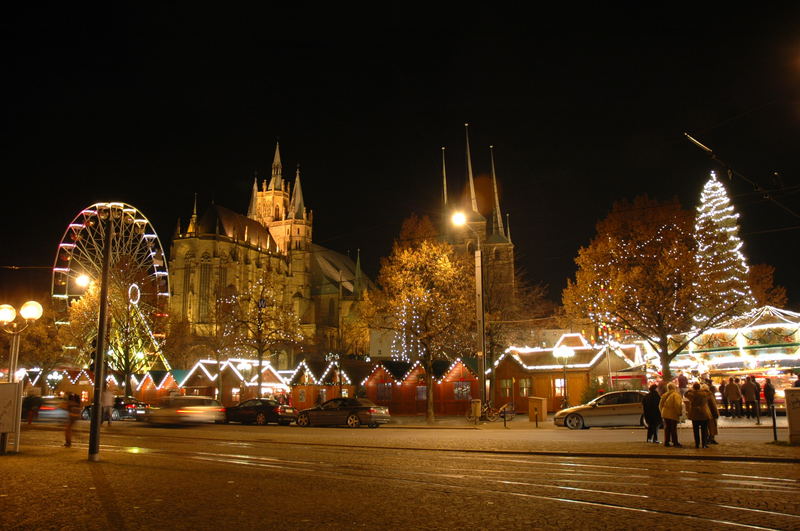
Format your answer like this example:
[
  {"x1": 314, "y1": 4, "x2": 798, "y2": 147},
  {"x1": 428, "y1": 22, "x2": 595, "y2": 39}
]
[
  {"x1": 554, "y1": 390, "x2": 648, "y2": 430},
  {"x1": 143, "y1": 396, "x2": 225, "y2": 425}
]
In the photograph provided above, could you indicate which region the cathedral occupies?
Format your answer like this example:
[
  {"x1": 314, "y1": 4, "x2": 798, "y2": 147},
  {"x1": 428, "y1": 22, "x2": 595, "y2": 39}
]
[{"x1": 168, "y1": 143, "x2": 371, "y2": 370}]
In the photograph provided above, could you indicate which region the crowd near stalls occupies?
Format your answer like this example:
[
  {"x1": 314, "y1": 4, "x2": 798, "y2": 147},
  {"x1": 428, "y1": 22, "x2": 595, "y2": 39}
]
[
  {"x1": 494, "y1": 333, "x2": 643, "y2": 413},
  {"x1": 642, "y1": 306, "x2": 800, "y2": 409}
]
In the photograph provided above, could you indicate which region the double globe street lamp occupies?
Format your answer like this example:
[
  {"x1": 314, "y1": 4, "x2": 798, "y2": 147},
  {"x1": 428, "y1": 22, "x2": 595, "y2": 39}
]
[
  {"x1": 0, "y1": 299, "x2": 43, "y2": 453},
  {"x1": 553, "y1": 345, "x2": 575, "y2": 409}
]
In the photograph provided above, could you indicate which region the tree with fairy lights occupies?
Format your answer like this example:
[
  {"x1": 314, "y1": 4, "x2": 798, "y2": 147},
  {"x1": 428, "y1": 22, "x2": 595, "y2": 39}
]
[
  {"x1": 230, "y1": 270, "x2": 304, "y2": 397},
  {"x1": 693, "y1": 171, "x2": 756, "y2": 325},
  {"x1": 366, "y1": 216, "x2": 473, "y2": 422},
  {"x1": 563, "y1": 196, "x2": 723, "y2": 381}
]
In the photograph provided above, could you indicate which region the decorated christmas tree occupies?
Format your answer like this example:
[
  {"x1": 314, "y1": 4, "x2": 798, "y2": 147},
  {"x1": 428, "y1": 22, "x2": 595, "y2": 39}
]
[{"x1": 693, "y1": 171, "x2": 756, "y2": 326}]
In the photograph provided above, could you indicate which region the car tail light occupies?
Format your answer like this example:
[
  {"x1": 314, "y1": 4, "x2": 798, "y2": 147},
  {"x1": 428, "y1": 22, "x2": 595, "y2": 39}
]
[
  {"x1": 126, "y1": 404, "x2": 135, "y2": 409},
  {"x1": 368, "y1": 408, "x2": 380, "y2": 414},
  {"x1": 274, "y1": 406, "x2": 282, "y2": 414},
  {"x1": 40, "y1": 406, "x2": 55, "y2": 411}
]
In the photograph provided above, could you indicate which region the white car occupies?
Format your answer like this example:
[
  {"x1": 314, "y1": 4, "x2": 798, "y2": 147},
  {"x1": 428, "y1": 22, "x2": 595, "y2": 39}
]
[{"x1": 143, "y1": 396, "x2": 225, "y2": 425}]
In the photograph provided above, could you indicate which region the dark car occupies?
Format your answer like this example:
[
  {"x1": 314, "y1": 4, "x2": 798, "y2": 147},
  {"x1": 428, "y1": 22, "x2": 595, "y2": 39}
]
[
  {"x1": 81, "y1": 396, "x2": 146, "y2": 421},
  {"x1": 225, "y1": 398, "x2": 297, "y2": 425},
  {"x1": 296, "y1": 398, "x2": 390, "y2": 428}
]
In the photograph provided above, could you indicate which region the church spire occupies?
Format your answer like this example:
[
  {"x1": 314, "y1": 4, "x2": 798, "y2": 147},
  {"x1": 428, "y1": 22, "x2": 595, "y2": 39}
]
[
  {"x1": 290, "y1": 164, "x2": 305, "y2": 218},
  {"x1": 269, "y1": 142, "x2": 283, "y2": 191},
  {"x1": 354, "y1": 248, "x2": 364, "y2": 298},
  {"x1": 247, "y1": 176, "x2": 258, "y2": 218},
  {"x1": 506, "y1": 212, "x2": 512, "y2": 243},
  {"x1": 490, "y1": 145, "x2": 504, "y2": 235},
  {"x1": 187, "y1": 193, "x2": 198, "y2": 234},
  {"x1": 465, "y1": 123, "x2": 478, "y2": 213},
  {"x1": 441, "y1": 146, "x2": 448, "y2": 208}
]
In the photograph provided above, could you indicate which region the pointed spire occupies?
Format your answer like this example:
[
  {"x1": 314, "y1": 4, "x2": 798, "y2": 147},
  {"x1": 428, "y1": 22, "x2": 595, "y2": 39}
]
[
  {"x1": 465, "y1": 123, "x2": 478, "y2": 213},
  {"x1": 354, "y1": 248, "x2": 364, "y2": 297},
  {"x1": 490, "y1": 145, "x2": 504, "y2": 235},
  {"x1": 441, "y1": 146, "x2": 448, "y2": 208},
  {"x1": 269, "y1": 141, "x2": 283, "y2": 190},
  {"x1": 290, "y1": 164, "x2": 305, "y2": 219},
  {"x1": 506, "y1": 213, "x2": 512, "y2": 243},
  {"x1": 187, "y1": 193, "x2": 198, "y2": 234},
  {"x1": 247, "y1": 176, "x2": 258, "y2": 218},
  {"x1": 174, "y1": 218, "x2": 182, "y2": 239}
]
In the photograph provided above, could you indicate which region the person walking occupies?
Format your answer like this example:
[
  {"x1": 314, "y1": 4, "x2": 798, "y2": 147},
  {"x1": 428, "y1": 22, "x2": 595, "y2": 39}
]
[
  {"x1": 719, "y1": 379, "x2": 728, "y2": 417},
  {"x1": 685, "y1": 382, "x2": 712, "y2": 448},
  {"x1": 740, "y1": 377, "x2": 757, "y2": 419},
  {"x1": 677, "y1": 371, "x2": 689, "y2": 397},
  {"x1": 725, "y1": 377, "x2": 742, "y2": 418},
  {"x1": 101, "y1": 387, "x2": 114, "y2": 426},
  {"x1": 659, "y1": 383, "x2": 683, "y2": 448},
  {"x1": 642, "y1": 384, "x2": 662, "y2": 443},
  {"x1": 753, "y1": 378, "x2": 762, "y2": 420},
  {"x1": 63, "y1": 393, "x2": 81, "y2": 448},
  {"x1": 763, "y1": 378, "x2": 776, "y2": 411},
  {"x1": 703, "y1": 384, "x2": 720, "y2": 444}
]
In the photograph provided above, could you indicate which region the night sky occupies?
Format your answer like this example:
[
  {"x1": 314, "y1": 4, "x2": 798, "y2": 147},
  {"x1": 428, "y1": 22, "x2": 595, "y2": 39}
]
[{"x1": 3, "y1": 5, "x2": 800, "y2": 308}]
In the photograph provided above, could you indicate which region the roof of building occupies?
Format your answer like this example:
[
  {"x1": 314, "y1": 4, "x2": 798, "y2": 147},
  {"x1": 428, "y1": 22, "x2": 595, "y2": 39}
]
[{"x1": 196, "y1": 204, "x2": 276, "y2": 251}]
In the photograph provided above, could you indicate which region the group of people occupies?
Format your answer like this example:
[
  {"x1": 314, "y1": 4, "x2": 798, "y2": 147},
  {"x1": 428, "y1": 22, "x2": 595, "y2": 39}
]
[
  {"x1": 719, "y1": 376, "x2": 774, "y2": 419},
  {"x1": 643, "y1": 380, "x2": 719, "y2": 449}
]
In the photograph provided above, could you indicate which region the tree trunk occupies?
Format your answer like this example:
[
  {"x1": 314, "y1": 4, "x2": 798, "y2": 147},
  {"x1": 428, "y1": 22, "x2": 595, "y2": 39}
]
[
  {"x1": 659, "y1": 336, "x2": 672, "y2": 382},
  {"x1": 424, "y1": 358, "x2": 435, "y2": 424},
  {"x1": 257, "y1": 352, "x2": 264, "y2": 398}
]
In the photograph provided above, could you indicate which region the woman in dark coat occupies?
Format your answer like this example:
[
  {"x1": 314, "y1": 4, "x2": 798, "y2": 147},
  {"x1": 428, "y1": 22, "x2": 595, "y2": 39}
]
[{"x1": 642, "y1": 384, "x2": 662, "y2": 443}]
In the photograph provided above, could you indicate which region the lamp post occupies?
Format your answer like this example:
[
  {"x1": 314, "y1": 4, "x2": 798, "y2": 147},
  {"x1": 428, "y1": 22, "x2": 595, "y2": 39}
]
[
  {"x1": 0, "y1": 300, "x2": 43, "y2": 454},
  {"x1": 452, "y1": 211, "x2": 487, "y2": 410},
  {"x1": 553, "y1": 345, "x2": 575, "y2": 409}
]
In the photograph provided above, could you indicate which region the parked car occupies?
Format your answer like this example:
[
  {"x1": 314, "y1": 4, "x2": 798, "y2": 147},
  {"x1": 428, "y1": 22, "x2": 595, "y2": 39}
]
[
  {"x1": 36, "y1": 396, "x2": 69, "y2": 422},
  {"x1": 554, "y1": 390, "x2": 648, "y2": 430},
  {"x1": 81, "y1": 396, "x2": 146, "y2": 421},
  {"x1": 225, "y1": 398, "x2": 297, "y2": 425},
  {"x1": 143, "y1": 396, "x2": 225, "y2": 425},
  {"x1": 296, "y1": 398, "x2": 390, "y2": 428}
]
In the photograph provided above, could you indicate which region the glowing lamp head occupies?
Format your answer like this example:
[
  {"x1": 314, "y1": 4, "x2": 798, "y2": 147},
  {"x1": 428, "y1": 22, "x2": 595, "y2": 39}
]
[
  {"x1": 451, "y1": 212, "x2": 467, "y2": 227},
  {"x1": 0, "y1": 304, "x2": 16, "y2": 324},
  {"x1": 553, "y1": 345, "x2": 575, "y2": 362},
  {"x1": 76, "y1": 274, "x2": 91, "y2": 288},
  {"x1": 20, "y1": 300, "x2": 43, "y2": 321}
]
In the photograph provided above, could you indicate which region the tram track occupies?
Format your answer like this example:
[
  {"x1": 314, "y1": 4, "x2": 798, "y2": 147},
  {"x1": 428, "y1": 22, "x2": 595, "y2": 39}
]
[{"x1": 40, "y1": 437, "x2": 800, "y2": 530}]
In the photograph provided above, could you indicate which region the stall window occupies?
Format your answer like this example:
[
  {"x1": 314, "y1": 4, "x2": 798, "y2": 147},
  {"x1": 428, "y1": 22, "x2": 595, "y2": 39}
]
[
  {"x1": 454, "y1": 381, "x2": 471, "y2": 400},
  {"x1": 415, "y1": 386, "x2": 427, "y2": 400},
  {"x1": 519, "y1": 378, "x2": 531, "y2": 397},
  {"x1": 377, "y1": 383, "x2": 392, "y2": 401},
  {"x1": 554, "y1": 378, "x2": 565, "y2": 397},
  {"x1": 298, "y1": 389, "x2": 306, "y2": 403},
  {"x1": 499, "y1": 378, "x2": 513, "y2": 398}
]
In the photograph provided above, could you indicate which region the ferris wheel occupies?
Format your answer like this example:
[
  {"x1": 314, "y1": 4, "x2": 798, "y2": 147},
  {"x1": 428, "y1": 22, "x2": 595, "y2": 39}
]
[{"x1": 51, "y1": 202, "x2": 171, "y2": 370}]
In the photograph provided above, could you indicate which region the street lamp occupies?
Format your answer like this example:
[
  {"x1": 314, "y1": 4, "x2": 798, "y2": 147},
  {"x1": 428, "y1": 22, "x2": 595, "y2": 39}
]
[
  {"x1": 0, "y1": 299, "x2": 43, "y2": 453},
  {"x1": 451, "y1": 211, "x2": 487, "y2": 409},
  {"x1": 553, "y1": 345, "x2": 575, "y2": 409}
]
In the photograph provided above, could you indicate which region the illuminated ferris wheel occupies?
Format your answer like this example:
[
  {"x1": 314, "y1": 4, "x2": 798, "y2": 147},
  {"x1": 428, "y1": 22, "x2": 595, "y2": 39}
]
[{"x1": 51, "y1": 202, "x2": 171, "y2": 369}]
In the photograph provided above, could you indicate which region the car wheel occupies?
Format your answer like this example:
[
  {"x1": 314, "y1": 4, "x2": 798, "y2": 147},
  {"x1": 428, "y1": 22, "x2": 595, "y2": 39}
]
[
  {"x1": 346, "y1": 413, "x2": 361, "y2": 428},
  {"x1": 296, "y1": 413, "x2": 310, "y2": 427},
  {"x1": 111, "y1": 409, "x2": 120, "y2": 421},
  {"x1": 81, "y1": 409, "x2": 90, "y2": 420},
  {"x1": 565, "y1": 413, "x2": 584, "y2": 430},
  {"x1": 255, "y1": 413, "x2": 267, "y2": 425}
]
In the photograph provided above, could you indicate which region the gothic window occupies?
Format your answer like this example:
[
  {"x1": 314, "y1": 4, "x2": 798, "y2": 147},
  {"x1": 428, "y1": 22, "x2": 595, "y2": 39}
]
[
  {"x1": 198, "y1": 255, "x2": 212, "y2": 322},
  {"x1": 493, "y1": 248, "x2": 500, "y2": 261},
  {"x1": 182, "y1": 266, "x2": 191, "y2": 318}
]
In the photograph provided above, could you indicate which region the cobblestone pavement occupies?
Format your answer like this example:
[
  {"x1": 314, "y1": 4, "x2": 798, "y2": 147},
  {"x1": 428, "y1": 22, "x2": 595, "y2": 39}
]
[{"x1": 2, "y1": 422, "x2": 799, "y2": 530}]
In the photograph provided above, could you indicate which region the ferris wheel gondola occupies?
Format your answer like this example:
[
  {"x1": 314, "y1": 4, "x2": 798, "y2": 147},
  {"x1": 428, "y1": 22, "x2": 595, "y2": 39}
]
[{"x1": 51, "y1": 202, "x2": 171, "y2": 370}]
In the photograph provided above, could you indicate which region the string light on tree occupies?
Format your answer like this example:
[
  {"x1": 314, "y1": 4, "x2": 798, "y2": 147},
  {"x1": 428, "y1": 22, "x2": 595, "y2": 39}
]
[{"x1": 693, "y1": 171, "x2": 756, "y2": 325}]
